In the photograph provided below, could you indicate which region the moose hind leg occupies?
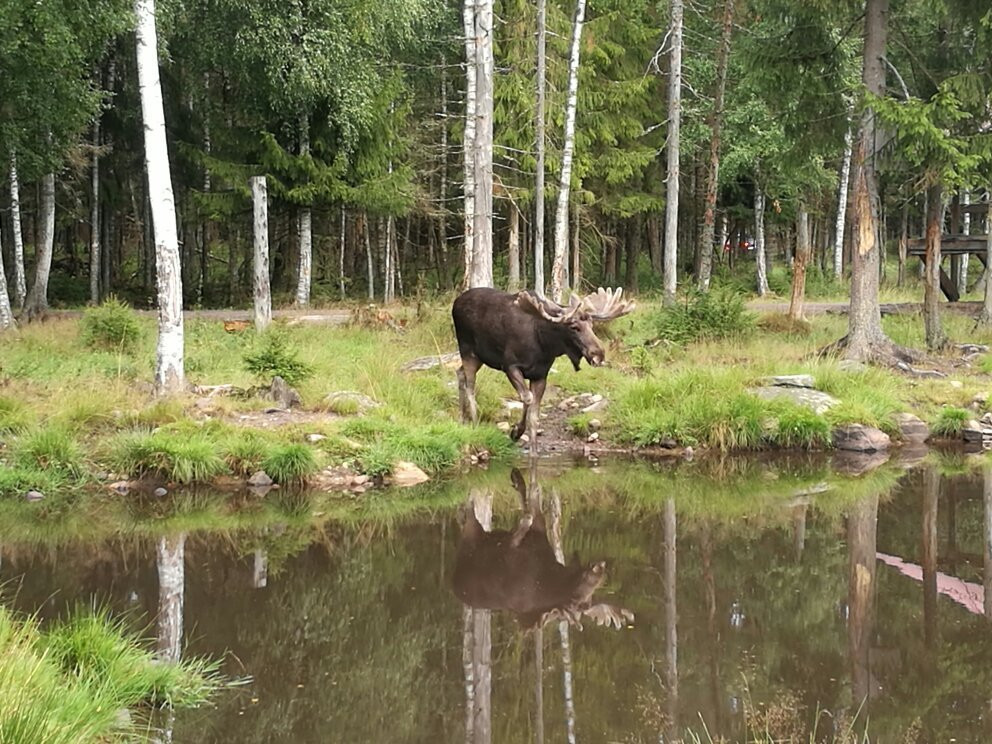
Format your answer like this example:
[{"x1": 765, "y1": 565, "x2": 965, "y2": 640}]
[
  {"x1": 505, "y1": 367, "x2": 533, "y2": 441},
  {"x1": 457, "y1": 356, "x2": 481, "y2": 424},
  {"x1": 526, "y1": 378, "x2": 547, "y2": 445}
]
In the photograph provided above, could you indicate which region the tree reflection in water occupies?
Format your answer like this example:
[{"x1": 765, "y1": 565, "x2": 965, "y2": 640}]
[{"x1": 155, "y1": 532, "x2": 186, "y2": 743}]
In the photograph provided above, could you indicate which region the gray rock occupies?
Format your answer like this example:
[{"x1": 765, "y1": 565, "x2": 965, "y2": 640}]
[
  {"x1": 323, "y1": 391, "x2": 381, "y2": 415},
  {"x1": 893, "y1": 412, "x2": 930, "y2": 444},
  {"x1": 305, "y1": 433, "x2": 326, "y2": 443},
  {"x1": 962, "y1": 420, "x2": 992, "y2": 450},
  {"x1": 760, "y1": 374, "x2": 815, "y2": 389},
  {"x1": 588, "y1": 418, "x2": 602, "y2": 431},
  {"x1": 832, "y1": 449, "x2": 890, "y2": 476},
  {"x1": 153, "y1": 487, "x2": 168, "y2": 498},
  {"x1": 837, "y1": 359, "x2": 867, "y2": 374},
  {"x1": 581, "y1": 398, "x2": 609, "y2": 413},
  {"x1": 248, "y1": 470, "x2": 274, "y2": 487},
  {"x1": 832, "y1": 424, "x2": 891, "y2": 452},
  {"x1": 24, "y1": 490, "x2": 44, "y2": 502},
  {"x1": 401, "y1": 351, "x2": 461, "y2": 371},
  {"x1": 749, "y1": 386, "x2": 840, "y2": 414},
  {"x1": 269, "y1": 376, "x2": 303, "y2": 409}
]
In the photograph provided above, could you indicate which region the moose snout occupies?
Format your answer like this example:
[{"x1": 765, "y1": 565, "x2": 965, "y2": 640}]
[{"x1": 585, "y1": 350, "x2": 605, "y2": 366}]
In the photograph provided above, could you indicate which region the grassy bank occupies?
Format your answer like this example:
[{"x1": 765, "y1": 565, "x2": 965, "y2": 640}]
[
  {"x1": 0, "y1": 606, "x2": 220, "y2": 743},
  {"x1": 1, "y1": 294, "x2": 991, "y2": 496}
]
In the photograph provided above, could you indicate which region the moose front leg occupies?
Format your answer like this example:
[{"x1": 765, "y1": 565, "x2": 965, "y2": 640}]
[
  {"x1": 457, "y1": 355, "x2": 482, "y2": 424},
  {"x1": 505, "y1": 367, "x2": 533, "y2": 441}
]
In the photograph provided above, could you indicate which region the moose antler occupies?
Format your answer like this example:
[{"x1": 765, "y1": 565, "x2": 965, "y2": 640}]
[
  {"x1": 515, "y1": 291, "x2": 582, "y2": 323},
  {"x1": 580, "y1": 287, "x2": 636, "y2": 321}
]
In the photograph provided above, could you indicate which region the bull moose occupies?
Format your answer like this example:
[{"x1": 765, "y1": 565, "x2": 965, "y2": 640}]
[
  {"x1": 452, "y1": 468, "x2": 633, "y2": 631},
  {"x1": 451, "y1": 287, "x2": 634, "y2": 443}
]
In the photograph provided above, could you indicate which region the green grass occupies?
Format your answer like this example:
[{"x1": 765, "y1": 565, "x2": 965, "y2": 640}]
[
  {"x1": 931, "y1": 406, "x2": 972, "y2": 437},
  {"x1": 0, "y1": 397, "x2": 32, "y2": 434},
  {"x1": 261, "y1": 443, "x2": 319, "y2": 482},
  {"x1": 0, "y1": 605, "x2": 222, "y2": 743},
  {"x1": 13, "y1": 427, "x2": 84, "y2": 477},
  {"x1": 108, "y1": 427, "x2": 228, "y2": 484}
]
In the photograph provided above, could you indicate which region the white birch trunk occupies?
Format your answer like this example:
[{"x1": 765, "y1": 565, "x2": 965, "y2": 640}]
[
  {"x1": 339, "y1": 205, "x2": 346, "y2": 299},
  {"x1": 90, "y1": 120, "x2": 101, "y2": 304},
  {"x1": 384, "y1": 215, "x2": 395, "y2": 303},
  {"x1": 156, "y1": 533, "x2": 185, "y2": 663},
  {"x1": 833, "y1": 123, "x2": 854, "y2": 279},
  {"x1": 22, "y1": 171, "x2": 55, "y2": 320},
  {"x1": 663, "y1": 0, "x2": 683, "y2": 306},
  {"x1": 0, "y1": 221, "x2": 13, "y2": 330},
  {"x1": 508, "y1": 204, "x2": 520, "y2": 290},
  {"x1": 251, "y1": 176, "x2": 271, "y2": 333},
  {"x1": 365, "y1": 214, "x2": 375, "y2": 300},
  {"x1": 550, "y1": 0, "x2": 588, "y2": 303},
  {"x1": 8, "y1": 154, "x2": 26, "y2": 310},
  {"x1": 755, "y1": 187, "x2": 769, "y2": 296},
  {"x1": 548, "y1": 492, "x2": 577, "y2": 744},
  {"x1": 462, "y1": 0, "x2": 477, "y2": 288},
  {"x1": 534, "y1": 0, "x2": 548, "y2": 295},
  {"x1": 136, "y1": 0, "x2": 184, "y2": 394},
  {"x1": 295, "y1": 114, "x2": 312, "y2": 307},
  {"x1": 960, "y1": 190, "x2": 970, "y2": 294},
  {"x1": 982, "y1": 200, "x2": 992, "y2": 322},
  {"x1": 469, "y1": 0, "x2": 494, "y2": 288},
  {"x1": 252, "y1": 548, "x2": 268, "y2": 589}
]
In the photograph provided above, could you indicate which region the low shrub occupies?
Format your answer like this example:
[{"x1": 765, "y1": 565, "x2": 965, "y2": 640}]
[
  {"x1": 80, "y1": 296, "x2": 143, "y2": 353},
  {"x1": 262, "y1": 443, "x2": 318, "y2": 482},
  {"x1": 14, "y1": 427, "x2": 83, "y2": 476},
  {"x1": 654, "y1": 290, "x2": 756, "y2": 346},
  {"x1": 109, "y1": 429, "x2": 228, "y2": 484},
  {"x1": 774, "y1": 405, "x2": 832, "y2": 449},
  {"x1": 243, "y1": 331, "x2": 314, "y2": 385},
  {"x1": 0, "y1": 397, "x2": 31, "y2": 434},
  {"x1": 931, "y1": 406, "x2": 971, "y2": 437}
]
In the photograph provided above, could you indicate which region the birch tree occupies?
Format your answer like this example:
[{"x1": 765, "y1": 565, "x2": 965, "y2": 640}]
[
  {"x1": 754, "y1": 184, "x2": 769, "y2": 296},
  {"x1": 295, "y1": 114, "x2": 312, "y2": 306},
  {"x1": 90, "y1": 119, "x2": 101, "y2": 304},
  {"x1": 8, "y1": 155, "x2": 26, "y2": 310},
  {"x1": 534, "y1": 0, "x2": 547, "y2": 295},
  {"x1": 549, "y1": 0, "x2": 588, "y2": 302},
  {"x1": 0, "y1": 226, "x2": 14, "y2": 331},
  {"x1": 663, "y1": 0, "x2": 684, "y2": 307},
  {"x1": 251, "y1": 176, "x2": 272, "y2": 332},
  {"x1": 135, "y1": 0, "x2": 185, "y2": 394},
  {"x1": 462, "y1": 0, "x2": 477, "y2": 287},
  {"x1": 697, "y1": 0, "x2": 735, "y2": 292},
  {"x1": 468, "y1": 0, "x2": 494, "y2": 288},
  {"x1": 833, "y1": 120, "x2": 853, "y2": 279}
]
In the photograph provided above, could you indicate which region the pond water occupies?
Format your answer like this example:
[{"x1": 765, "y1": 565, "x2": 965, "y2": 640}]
[{"x1": 3, "y1": 454, "x2": 992, "y2": 742}]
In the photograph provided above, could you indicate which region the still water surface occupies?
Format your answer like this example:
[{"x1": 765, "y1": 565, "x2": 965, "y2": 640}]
[{"x1": 3, "y1": 455, "x2": 992, "y2": 742}]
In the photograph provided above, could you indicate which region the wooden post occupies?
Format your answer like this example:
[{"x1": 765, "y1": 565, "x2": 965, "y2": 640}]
[{"x1": 251, "y1": 176, "x2": 271, "y2": 333}]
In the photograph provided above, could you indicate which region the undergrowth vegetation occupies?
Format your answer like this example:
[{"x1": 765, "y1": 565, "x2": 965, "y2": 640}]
[{"x1": 0, "y1": 605, "x2": 221, "y2": 743}]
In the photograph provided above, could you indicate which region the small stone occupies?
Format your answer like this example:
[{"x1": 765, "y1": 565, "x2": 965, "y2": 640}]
[
  {"x1": 153, "y1": 487, "x2": 168, "y2": 498},
  {"x1": 581, "y1": 398, "x2": 608, "y2": 413},
  {"x1": 837, "y1": 359, "x2": 867, "y2": 374},
  {"x1": 496, "y1": 421, "x2": 511, "y2": 433},
  {"x1": 24, "y1": 490, "x2": 44, "y2": 502},
  {"x1": 536, "y1": 429, "x2": 544, "y2": 436},
  {"x1": 519, "y1": 433, "x2": 530, "y2": 444},
  {"x1": 323, "y1": 391, "x2": 381, "y2": 415},
  {"x1": 586, "y1": 432, "x2": 600, "y2": 443},
  {"x1": 975, "y1": 391, "x2": 990, "y2": 405},
  {"x1": 269, "y1": 376, "x2": 303, "y2": 408},
  {"x1": 590, "y1": 394, "x2": 604, "y2": 403},
  {"x1": 588, "y1": 418, "x2": 601, "y2": 431},
  {"x1": 503, "y1": 399, "x2": 524, "y2": 411},
  {"x1": 950, "y1": 380, "x2": 964, "y2": 389},
  {"x1": 682, "y1": 446, "x2": 695, "y2": 461},
  {"x1": 108, "y1": 481, "x2": 132, "y2": 494},
  {"x1": 305, "y1": 433, "x2": 326, "y2": 443},
  {"x1": 248, "y1": 471, "x2": 274, "y2": 487},
  {"x1": 832, "y1": 424, "x2": 891, "y2": 453},
  {"x1": 352, "y1": 474, "x2": 370, "y2": 485},
  {"x1": 390, "y1": 461, "x2": 430, "y2": 487}
]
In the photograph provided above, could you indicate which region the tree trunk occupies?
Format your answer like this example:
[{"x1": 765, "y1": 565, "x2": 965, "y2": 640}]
[
  {"x1": 197, "y1": 74, "x2": 210, "y2": 307},
  {"x1": 788, "y1": 204, "x2": 810, "y2": 321},
  {"x1": 663, "y1": 0, "x2": 683, "y2": 306},
  {"x1": 8, "y1": 154, "x2": 26, "y2": 310},
  {"x1": 840, "y1": 0, "x2": 897, "y2": 362},
  {"x1": 136, "y1": 0, "x2": 184, "y2": 394},
  {"x1": 663, "y1": 498, "x2": 678, "y2": 738},
  {"x1": 251, "y1": 176, "x2": 271, "y2": 332},
  {"x1": 0, "y1": 221, "x2": 13, "y2": 330},
  {"x1": 571, "y1": 203, "x2": 581, "y2": 289},
  {"x1": 364, "y1": 213, "x2": 375, "y2": 300},
  {"x1": 978, "y1": 199, "x2": 992, "y2": 326},
  {"x1": 550, "y1": 0, "x2": 588, "y2": 302},
  {"x1": 462, "y1": 0, "x2": 477, "y2": 288},
  {"x1": 833, "y1": 122, "x2": 854, "y2": 279},
  {"x1": 697, "y1": 0, "x2": 735, "y2": 292},
  {"x1": 923, "y1": 180, "x2": 946, "y2": 351},
  {"x1": 507, "y1": 204, "x2": 520, "y2": 290},
  {"x1": 959, "y1": 190, "x2": 970, "y2": 294},
  {"x1": 89, "y1": 119, "x2": 101, "y2": 304},
  {"x1": 22, "y1": 171, "x2": 55, "y2": 320},
  {"x1": 469, "y1": 0, "x2": 494, "y2": 288},
  {"x1": 754, "y1": 186, "x2": 769, "y2": 296},
  {"x1": 339, "y1": 206, "x2": 347, "y2": 299},
  {"x1": 897, "y1": 201, "x2": 908, "y2": 286},
  {"x1": 384, "y1": 214, "x2": 395, "y2": 303},
  {"x1": 438, "y1": 59, "x2": 451, "y2": 291},
  {"x1": 295, "y1": 114, "x2": 312, "y2": 306},
  {"x1": 983, "y1": 463, "x2": 992, "y2": 621},
  {"x1": 847, "y1": 493, "x2": 878, "y2": 710},
  {"x1": 625, "y1": 217, "x2": 640, "y2": 291},
  {"x1": 534, "y1": 0, "x2": 547, "y2": 295}
]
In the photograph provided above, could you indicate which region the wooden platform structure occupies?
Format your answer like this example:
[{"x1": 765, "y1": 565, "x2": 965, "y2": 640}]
[{"x1": 906, "y1": 201, "x2": 989, "y2": 301}]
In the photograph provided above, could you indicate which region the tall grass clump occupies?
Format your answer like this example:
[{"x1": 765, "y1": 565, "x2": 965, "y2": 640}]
[
  {"x1": 774, "y1": 405, "x2": 831, "y2": 449},
  {"x1": 14, "y1": 427, "x2": 84, "y2": 477},
  {"x1": 0, "y1": 397, "x2": 31, "y2": 434},
  {"x1": 931, "y1": 406, "x2": 971, "y2": 437},
  {"x1": 109, "y1": 428, "x2": 228, "y2": 483},
  {"x1": 0, "y1": 606, "x2": 221, "y2": 744},
  {"x1": 261, "y1": 443, "x2": 318, "y2": 482},
  {"x1": 654, "y1": 290, "x2": 756, "y2": 345},
  {"x1": 80, "y1": 296, "x2": 144, "y2": 352},
  {"x1": 243, "y1": 331, "x2": 314, "y2": 385}
]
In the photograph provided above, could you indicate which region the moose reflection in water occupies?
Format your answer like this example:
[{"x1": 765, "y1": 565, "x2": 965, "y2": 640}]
[{"x1": 452, "y1": 468, "x2": 633, "y2": 631}]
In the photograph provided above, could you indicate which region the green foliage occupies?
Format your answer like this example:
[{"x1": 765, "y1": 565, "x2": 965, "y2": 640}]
[
  {"x1": 654, "y1": 290, "x2": 757, "y2": 345},
  {"x1": 109, "y1": 429, "x2": 228, "y2": 484},
  {"x1": 243, "y1": 332, "x2": 315, "y2": 386},
  {"x1": 931, "y1": 407, "x2": 971, "y2": 437},
  {"x1": 262, "y1": 443, "x2": 318, "y2": 483},
  {"x1": 775, "y1": 405, "x2": 831, "y2": 449},
  {"x1": 80, "y1": 297, "x2": 143, "y2": 353},
  {"x1": 0, "y1": 465, "x2": 64, "y2": 499},
  {"x1": 0, "y1": 397, "x2": 31, "y2": 434}
]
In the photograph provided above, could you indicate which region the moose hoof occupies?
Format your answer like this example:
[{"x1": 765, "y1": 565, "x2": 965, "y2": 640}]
[{"x1": 509, "y1": 423, "x2": 525, "y2": 441}]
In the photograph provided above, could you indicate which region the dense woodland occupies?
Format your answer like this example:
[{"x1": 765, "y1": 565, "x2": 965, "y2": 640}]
[{"x1": 2, "y1": 1, "x2": 992, "y2": 358}]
